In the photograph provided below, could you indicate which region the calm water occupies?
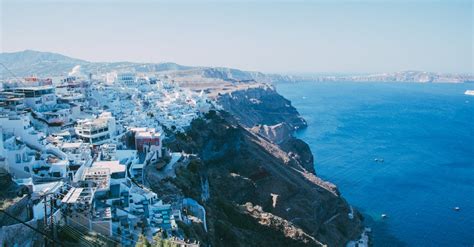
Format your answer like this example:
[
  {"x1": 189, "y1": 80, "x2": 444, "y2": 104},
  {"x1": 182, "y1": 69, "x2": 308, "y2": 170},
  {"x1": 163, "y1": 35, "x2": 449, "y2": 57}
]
[{"x1": 276, "y1": 82, "x2": 474, "y2": 247}]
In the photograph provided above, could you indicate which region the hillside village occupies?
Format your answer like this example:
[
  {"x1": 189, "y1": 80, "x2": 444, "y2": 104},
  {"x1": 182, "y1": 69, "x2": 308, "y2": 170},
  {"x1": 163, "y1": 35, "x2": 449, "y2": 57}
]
[
  {"x1": 0, "y1": 55, "x2": 374, "y2": 247},
  {"x1": 0, "y1": 67, "x2": 217, "y2": 246}
]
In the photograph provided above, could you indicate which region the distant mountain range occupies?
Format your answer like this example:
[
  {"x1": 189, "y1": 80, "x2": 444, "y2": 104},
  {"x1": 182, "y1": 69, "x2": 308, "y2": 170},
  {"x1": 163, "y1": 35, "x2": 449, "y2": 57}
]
[
  {"x1": 0, "y1": 50, "x2": 193, "y2": 77},
  {"x1": 1, "y1": 50, "x2": 472, "y2": 83}
]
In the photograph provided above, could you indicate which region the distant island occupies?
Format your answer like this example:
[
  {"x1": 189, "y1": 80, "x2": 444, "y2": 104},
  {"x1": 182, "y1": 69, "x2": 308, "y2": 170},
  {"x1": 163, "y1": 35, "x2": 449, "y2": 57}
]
[
  {"x1": 284, "y1": 71, "x2": 474, "y2": 84},
  {"x1": 1, "y1": 50, "x2": 472, "y2": 84}
]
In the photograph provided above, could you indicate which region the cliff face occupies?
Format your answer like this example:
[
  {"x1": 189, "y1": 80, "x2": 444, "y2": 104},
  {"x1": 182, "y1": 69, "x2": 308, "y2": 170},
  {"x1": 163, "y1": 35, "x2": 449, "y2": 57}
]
[
  {"x1": 155, "y1": 85, "x2": 364, "y2": 246},
  {"x1": 217, "y1": 85, "x2": 313, "y2": 173},
  {"x1": 167, "y1": 111, "x2": 363, "y2": 246},
  {"x1": 217, "y1": 85, "x2": 307, "y2": 132},
  {"x1": 250, "y1": 123, "x2": 293, "y2": 144}
]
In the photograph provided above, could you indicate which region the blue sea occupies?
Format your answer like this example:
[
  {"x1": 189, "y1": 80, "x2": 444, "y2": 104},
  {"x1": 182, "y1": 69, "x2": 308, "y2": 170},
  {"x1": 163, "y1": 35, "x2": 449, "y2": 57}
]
[{"x1": 276, "y1": 82, "x2": 474, "y2": 247}]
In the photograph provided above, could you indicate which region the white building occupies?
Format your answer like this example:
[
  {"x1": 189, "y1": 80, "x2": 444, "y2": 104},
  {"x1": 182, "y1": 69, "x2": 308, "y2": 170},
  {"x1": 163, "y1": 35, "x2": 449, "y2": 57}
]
[
  {"x1": 7, "y1": 86, "x2": 57, "y2": 111},
  {"x1": 1, "y1": 137, "x2": 36, "y2": 178},
  {"x1": 116, "y1": 72, "x2": 136, "y2": 86},
  {"x1": 75, "y1": 112, "x2": 117, "y2": 145},
  {"x1": 0, "y1": 111, "x2": 45, "y2": 151},
  {"x1": 0, "y1": 92, "x2": 26, "y2": 111},
  {"x1": 59, "y1": 142, "x2": 92, "y2": 175}
]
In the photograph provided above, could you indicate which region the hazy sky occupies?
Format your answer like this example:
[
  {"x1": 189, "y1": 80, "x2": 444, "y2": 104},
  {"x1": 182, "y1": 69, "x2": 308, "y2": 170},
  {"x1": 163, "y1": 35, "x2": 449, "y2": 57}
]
[{"x1": 1, "y1": 0, "x2": 472, "y2": 74}]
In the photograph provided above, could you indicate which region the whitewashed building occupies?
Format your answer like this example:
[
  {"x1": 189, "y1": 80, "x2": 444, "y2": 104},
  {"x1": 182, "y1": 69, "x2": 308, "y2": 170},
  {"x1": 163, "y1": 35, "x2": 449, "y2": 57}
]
[{"x1": 75, "y1": 112, "x2": 117, "y2": 145}]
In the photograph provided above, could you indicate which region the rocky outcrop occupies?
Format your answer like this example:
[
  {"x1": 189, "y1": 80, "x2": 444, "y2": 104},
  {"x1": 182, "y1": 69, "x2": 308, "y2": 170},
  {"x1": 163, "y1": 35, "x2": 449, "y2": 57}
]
[
  {"x1": 217, "y1": 85, "x2": 307, "y2": 133},
  {"x1": 167, "y1": 111, "x2": 363, "y2": 246},
  {"x1": 240, "y1": 202, "x2": 323, "y2": 246},
  {"x1": 280, "y1": 137, "x2": 315, "y2": 174},
  {"x1": 248, "y1": 124, "x2": 315, "y2": 174},
  {"x1": 217, "y1": 85, "x2": 314, "y2": 174},
  {"x1": 250, "y1": 123, "x2": 293, "y2": 144}
]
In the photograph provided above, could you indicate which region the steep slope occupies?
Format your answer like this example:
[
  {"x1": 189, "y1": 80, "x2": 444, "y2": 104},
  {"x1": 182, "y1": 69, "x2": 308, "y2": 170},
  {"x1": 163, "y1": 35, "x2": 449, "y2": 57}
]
[
  {"x1": 167, "y1": 111, "x2": 363, "y2": 246},
  {"x1": 215, "y1": 85, "x2": 314, "y2": 173}
]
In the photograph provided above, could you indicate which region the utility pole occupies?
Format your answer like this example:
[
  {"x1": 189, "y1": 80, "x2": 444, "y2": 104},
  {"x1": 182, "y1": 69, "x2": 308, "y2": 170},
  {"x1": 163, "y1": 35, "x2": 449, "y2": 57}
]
[
  {"x1": 50, "y1": 196, "x2": 55, "y2": 247},
  {"x1": 43, "y1": 196, "x2": 48, "y2": 246}
]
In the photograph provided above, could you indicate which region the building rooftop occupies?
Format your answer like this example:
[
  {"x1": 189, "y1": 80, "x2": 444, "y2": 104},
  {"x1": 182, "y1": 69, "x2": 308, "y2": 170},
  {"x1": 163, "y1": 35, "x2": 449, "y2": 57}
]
[
  {"x1": 135, "y1": 130, "x2": 161, "y2": 138},
  {"x1": 33, "y1": 181, "x2": 64, "y2": 195},
  {"x1": 62, "y1": 187, "x2": 84, "y2": 204},
  {"x1": 11, "y1": 85, "x2": 55, "y2": 91},
  {"x1": 82, "y1": 167, "x2": 110, "y2": 190},
  {"x1": 92, "y1": 160, "x2": 126, "y2": 174},
  {"x1": 61, "y1": 142, "x2": 86, "y2": 149},
  {"x1": 61, "y1": 187, "x2": 94, "y2": 205}
]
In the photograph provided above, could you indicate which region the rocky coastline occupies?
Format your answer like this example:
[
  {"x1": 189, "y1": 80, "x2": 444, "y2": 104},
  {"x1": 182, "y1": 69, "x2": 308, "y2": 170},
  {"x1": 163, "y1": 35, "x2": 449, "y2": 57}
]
[{"x1": 159, "y1": 84, "x2": 364, "y2": 246}]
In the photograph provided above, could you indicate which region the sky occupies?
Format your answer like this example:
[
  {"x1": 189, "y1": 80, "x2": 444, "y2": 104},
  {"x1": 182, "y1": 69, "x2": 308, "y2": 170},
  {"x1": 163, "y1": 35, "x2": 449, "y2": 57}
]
[{"x1": 1, "y1": 0, "x2": 472, "y2": 74}]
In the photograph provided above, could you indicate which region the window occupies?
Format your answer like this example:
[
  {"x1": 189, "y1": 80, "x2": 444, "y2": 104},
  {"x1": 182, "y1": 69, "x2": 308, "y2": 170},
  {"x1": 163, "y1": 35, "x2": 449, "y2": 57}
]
[{"x1": 16, "y1": 154, "x2": 21, "y2": 163}]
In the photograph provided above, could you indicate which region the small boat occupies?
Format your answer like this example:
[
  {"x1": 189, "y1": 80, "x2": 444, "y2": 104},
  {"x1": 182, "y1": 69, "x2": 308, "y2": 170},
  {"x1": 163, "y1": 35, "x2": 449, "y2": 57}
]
[
  {"x1": 381, "y1": 214, "x2": 388, "y2": 219},
  {"x1": 454, "y1": 207, "x2": 460, "y2": 211}
]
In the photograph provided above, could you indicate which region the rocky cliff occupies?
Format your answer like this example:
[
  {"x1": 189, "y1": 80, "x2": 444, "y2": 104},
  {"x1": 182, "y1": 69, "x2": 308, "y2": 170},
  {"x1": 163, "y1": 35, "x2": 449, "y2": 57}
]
[
  {"x1": 216, "y1": 85, "x2": 314, "y2": 173},
  {"x1": 164, "y1": 111, "x2": 363, "y2": 246},
  {"x1": 217, "y1": 85, "x2": 307, "y2": 132}
]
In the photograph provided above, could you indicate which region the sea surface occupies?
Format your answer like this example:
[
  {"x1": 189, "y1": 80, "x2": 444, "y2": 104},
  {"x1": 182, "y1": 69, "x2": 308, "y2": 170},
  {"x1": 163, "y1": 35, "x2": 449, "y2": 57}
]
[{"x1": 276, "y1": 82, "x2": 474, "y2": 247}]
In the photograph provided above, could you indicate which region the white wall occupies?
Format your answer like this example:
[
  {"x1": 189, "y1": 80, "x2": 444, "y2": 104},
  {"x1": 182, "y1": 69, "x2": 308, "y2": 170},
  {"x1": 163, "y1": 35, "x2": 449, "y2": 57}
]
[{"x1": 0, "y1": 115, "x2": 30, "y2": 137}]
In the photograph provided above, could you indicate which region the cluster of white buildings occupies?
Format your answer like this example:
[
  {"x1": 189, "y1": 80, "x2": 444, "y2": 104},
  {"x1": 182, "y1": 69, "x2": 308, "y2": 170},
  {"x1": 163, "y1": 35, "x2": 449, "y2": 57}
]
[
  {"x1": 60, "y1": 144, "x2": 177, "y2": 245},
  {"x1": 0, "y1": 69, "x2": 208, "y2": 246},
  {"x1": 92, "y1": 71, "x2": 212, "y2": 132}
]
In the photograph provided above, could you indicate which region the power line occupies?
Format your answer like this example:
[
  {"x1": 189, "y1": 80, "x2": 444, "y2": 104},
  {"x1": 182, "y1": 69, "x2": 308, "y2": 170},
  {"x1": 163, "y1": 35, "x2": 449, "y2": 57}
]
[
  {"x1": 50, "y1": 183, "x2": 140, "y2": 244},
  {"x1": 0, "y1": 62, "x2": 23, "y2": 81},
  {"x1": 61, "y1": 209, "x2": 138, "y2": 245},
  {"x1": 0, "y1": 209, "x2": 63, "y2": 246},
  {"x1": 61, "y1": 213, "x2": 124, "y2": 245}
]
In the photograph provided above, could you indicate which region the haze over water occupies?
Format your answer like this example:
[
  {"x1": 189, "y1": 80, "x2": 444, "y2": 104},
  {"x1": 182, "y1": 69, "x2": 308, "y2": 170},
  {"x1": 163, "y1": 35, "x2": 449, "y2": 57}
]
[{"x1": 277, "y1": 82, "x2": 474, "y2": 246}]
